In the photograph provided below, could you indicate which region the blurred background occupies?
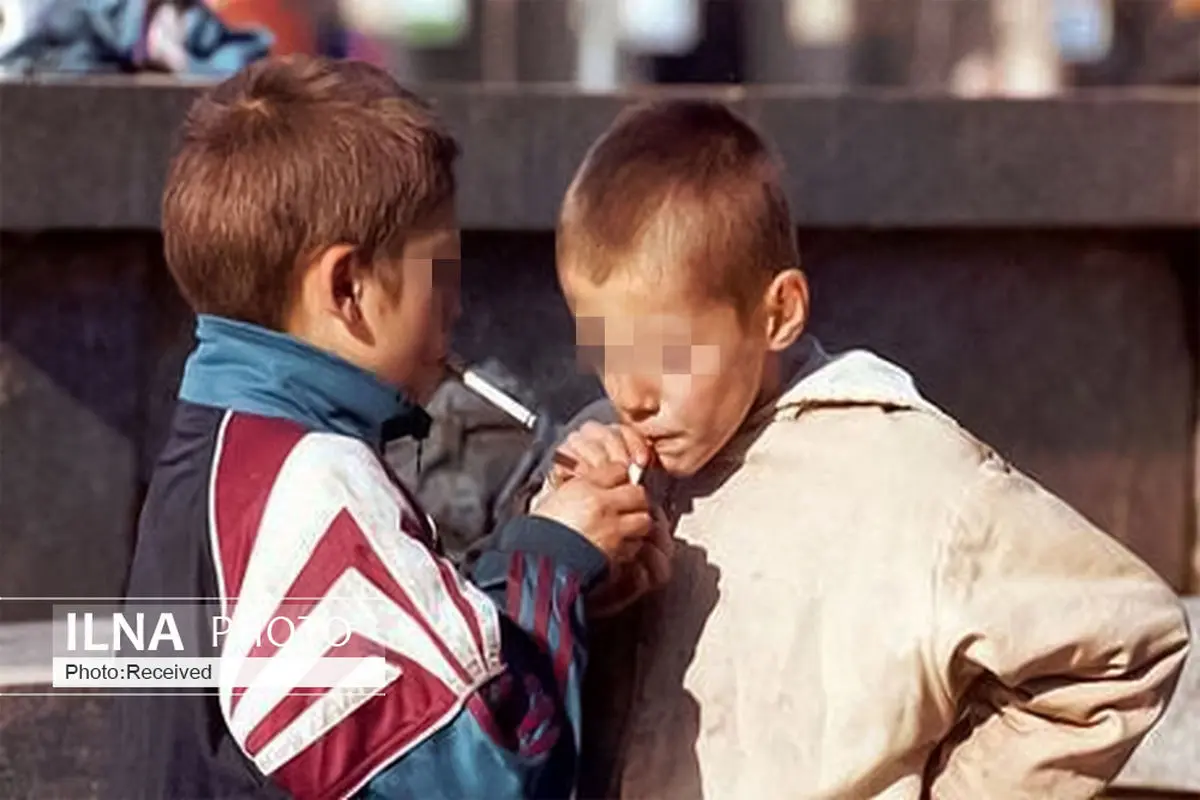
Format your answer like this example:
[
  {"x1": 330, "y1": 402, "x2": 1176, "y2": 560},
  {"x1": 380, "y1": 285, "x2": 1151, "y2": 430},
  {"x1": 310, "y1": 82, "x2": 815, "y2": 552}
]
[
  {"x1": 199, "y1": 0, "x2": 1199, "y2": 89},
  {"x1": 206, "y1": 0, "x2": 1200, "y2": 90},
  {"x1": 0, "y1": 1, "x2": 1198, "y2": 798},
  {"x1": 1, "y1": 0, "x2": 1198, "y2": 88}
]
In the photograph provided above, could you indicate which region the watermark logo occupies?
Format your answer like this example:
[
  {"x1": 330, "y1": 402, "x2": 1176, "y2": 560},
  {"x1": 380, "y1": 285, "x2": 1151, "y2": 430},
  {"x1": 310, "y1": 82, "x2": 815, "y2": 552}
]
[{"x1": 0, "y1": 600, "x2": 392, "y2": 695}]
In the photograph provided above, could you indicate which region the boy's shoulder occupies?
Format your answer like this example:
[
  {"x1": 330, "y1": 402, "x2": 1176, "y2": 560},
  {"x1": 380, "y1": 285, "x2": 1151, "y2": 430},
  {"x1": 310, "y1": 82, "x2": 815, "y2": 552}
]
[
  {"x1": 726, "y1": 402, "x2": 995, "y2": 549},
  {"x1": 743, "y1": 377, "x2": 989, "y2": 502},
  {"x1": 147, "y1": 405, "x2": 392, "y2": 523},
  {"x1": 209, "y1": 410, "x2": 428, "y2": 541},
  {"x1": 753, "y1": 345, "x2": 998, "y2": 494},
  {"x1": 772, "y1": 398, "x2": 990, "y2": 473},
  {"x1": 759, "y1": 394, "x2": 1125, "y2": 574},
  {"x1": 215, "y1": 410, "x2": 385, "y2": 478}
]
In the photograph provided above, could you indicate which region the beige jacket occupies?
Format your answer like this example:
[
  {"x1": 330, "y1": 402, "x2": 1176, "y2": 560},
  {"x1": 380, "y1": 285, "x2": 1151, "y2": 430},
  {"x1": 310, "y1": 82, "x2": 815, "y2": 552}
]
[{"x1": 577, "y1": 340, "x2": 1191, "y2": 800}]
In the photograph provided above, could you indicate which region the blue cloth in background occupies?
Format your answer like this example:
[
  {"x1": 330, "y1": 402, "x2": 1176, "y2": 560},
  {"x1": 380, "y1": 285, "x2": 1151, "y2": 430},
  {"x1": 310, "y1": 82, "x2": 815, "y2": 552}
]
[{"x1": 0, "y1": 0, "x2": 271, "y2": 75}]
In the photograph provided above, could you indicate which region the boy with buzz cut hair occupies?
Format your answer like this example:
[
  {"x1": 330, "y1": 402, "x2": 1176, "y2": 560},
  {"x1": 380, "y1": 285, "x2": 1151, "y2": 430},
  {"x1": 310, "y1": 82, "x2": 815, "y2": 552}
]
[
  {"x1": 114, "y1": 55, "x2": 655, "y2": 800},
  {"x1": 544, "y1": 99, "x2": 1192, "y2": 799}
]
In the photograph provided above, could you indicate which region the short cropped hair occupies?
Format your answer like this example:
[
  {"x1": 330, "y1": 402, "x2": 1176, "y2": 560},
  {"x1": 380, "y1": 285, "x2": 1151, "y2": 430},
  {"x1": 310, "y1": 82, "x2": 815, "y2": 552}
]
[
  {"x1": 557, "y1": 100, "x2": 798, "y2": 317},
  {"x1": 162, "y1": 55, "x2": 459, "y2": 329}
]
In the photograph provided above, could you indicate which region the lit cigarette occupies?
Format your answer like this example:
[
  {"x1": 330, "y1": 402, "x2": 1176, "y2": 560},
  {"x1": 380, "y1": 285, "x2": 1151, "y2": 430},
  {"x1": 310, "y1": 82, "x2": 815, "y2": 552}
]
[
  {"x1": 446, "y1": 356, "x2": 644, "y2": 486},
  {"x1": 446, "y1": 357, "x2": 538, "y2": 430},
  {"x1": 552, "y1": 452, "x2": 645, "y2": 486}
]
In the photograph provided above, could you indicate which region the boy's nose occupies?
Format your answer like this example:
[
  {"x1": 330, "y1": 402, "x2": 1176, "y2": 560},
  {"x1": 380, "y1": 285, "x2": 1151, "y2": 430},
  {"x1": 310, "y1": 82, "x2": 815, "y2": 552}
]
[{"x1": 608, "y1": 371, "x2": 660, "y2": 422}]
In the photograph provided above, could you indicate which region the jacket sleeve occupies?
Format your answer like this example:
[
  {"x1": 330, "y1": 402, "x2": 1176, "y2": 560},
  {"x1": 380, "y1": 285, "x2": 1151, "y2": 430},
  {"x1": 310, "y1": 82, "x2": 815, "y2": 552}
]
[
  {"x1": 926, "y1": 455, "x2": 1192, "y2": 799},
  {"x1": 468, "y1": 516, "x2": 609, "y2": 741},
  {"x1": 358, "y1": 516, "x2": 608, "y2": 800}
]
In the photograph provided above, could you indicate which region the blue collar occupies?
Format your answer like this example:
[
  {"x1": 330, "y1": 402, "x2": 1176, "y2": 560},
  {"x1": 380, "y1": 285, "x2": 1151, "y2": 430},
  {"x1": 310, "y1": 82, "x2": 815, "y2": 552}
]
[{"x1": 178, "y1": 315, "x2": 431, "y2": 450}]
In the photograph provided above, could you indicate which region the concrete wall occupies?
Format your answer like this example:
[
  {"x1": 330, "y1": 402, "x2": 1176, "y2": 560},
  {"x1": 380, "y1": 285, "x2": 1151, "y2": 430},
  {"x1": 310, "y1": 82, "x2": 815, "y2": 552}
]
[
  {"x1": 5, "y1": 85, "x2": 1198, "y2": 231},
  {"x1": 0, "y1": 228, "x2": 1195, "y2": 624}
]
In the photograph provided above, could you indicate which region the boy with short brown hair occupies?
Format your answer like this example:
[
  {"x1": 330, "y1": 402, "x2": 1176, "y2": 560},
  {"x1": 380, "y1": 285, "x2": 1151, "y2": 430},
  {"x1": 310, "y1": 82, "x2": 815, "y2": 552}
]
[
  {"x1": 548, "y1": 99, "x2": 1192, "y2": 799},
  {"x1": 161, "y1": 55, "x2": 459, "y2": 338},
  {"x1": 117, "y1": 55, "x2": 654, "y2": 800}
]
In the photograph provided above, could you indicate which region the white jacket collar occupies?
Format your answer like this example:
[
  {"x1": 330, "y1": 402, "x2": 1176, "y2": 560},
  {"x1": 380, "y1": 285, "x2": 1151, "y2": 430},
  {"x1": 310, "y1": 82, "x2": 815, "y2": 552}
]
[{"x1": 773, "y1": 337, "x2": 947, "y2": 418}]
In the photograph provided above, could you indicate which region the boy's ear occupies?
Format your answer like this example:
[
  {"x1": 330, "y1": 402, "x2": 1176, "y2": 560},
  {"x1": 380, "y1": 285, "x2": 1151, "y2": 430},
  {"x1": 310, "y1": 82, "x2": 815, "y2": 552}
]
[
  {"x1": 763, "y1": 268, "x2": 809, "y2": 352},
  {"x1": 307, "y1": 243, "x2": 368, "y2": 327}
]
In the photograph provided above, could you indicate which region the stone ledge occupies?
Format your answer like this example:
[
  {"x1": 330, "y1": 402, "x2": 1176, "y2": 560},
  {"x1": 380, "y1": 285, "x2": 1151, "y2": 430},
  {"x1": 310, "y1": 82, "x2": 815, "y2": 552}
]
[
  {"x1": 0, "y1": 619, "x2": 113, "y2": 688},
  {"x1": 1, "y1": 79, "x2": 1197, "y2": 230}
]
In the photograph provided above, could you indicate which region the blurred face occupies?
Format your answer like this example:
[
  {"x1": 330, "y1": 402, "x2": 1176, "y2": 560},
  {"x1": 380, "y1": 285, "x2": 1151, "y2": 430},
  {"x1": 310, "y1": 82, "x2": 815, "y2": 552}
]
[
  {"x1": 365, "y1": 212, "x2": 462, "y2": 402},
  {"x1": 561, "y1": 267, "x2": 774, "y2": 478},
  {"x1": 291, "y1": 202, "x2": 462, "y2": 405}
]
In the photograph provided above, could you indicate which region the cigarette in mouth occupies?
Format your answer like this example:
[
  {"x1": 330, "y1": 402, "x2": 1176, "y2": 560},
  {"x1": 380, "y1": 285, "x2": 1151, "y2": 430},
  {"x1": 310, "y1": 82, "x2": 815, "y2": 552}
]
[
  {"x1": 445, "y1": 356, "x2": 644, "y2": 486},
  {"x1": 551, "y1": 451, "x2": 645, "y2": 486}
]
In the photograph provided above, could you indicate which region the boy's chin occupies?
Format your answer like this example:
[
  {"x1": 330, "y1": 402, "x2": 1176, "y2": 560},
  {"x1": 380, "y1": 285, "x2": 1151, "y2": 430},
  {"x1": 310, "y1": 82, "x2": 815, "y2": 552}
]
[
  {"x1": 406, "y1": 373, "x2": 444, "y2": 406},
  {"x1": 655, "y1": 449, "x2": 707, "y2": 479},
  {"x1": 397, "y1": 361, "x2": 450, "y2": 406}
]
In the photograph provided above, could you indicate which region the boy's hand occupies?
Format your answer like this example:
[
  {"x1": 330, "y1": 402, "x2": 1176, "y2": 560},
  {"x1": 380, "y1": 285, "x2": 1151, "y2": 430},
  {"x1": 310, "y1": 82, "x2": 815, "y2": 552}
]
[
  {"x1": 588, "y1": 506, "x2": 674, "y2": 618},
  {"x1": 533, "y1": 461, "x2": 652, "y2": 563},
  {"x1": 548, "y1": 422, "x2": 652, "y2": 488}
]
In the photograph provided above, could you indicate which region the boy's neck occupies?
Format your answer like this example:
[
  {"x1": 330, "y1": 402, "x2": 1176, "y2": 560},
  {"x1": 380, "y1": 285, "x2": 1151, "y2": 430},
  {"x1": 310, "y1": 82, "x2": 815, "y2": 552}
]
[
  {"x1": 745, "y1": 338, "x2": 822, "y2": 428},
  {"x1": 751, "y1": 351, "x2": 786, "y2": 418},
  {"x1": 179, "y1": 315, "x2": 431, "y2": 449}
]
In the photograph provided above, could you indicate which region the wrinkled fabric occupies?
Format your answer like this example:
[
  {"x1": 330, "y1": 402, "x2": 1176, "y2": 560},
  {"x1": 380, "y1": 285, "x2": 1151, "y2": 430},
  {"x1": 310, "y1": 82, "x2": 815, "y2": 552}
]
[
  {"x1": 577, "y1": 338, "x2": 1191, "y2": 799},
  {"x1": 0, "y1": 0, "x2": 269, "y2": 75},
  {"x1": 385, "y1": 359, "x2": 543, "y2": 564}
]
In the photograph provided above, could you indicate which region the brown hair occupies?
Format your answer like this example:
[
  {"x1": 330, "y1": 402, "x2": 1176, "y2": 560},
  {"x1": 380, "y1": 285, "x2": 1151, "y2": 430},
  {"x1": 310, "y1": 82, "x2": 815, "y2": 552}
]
[
  {"x1": 557, "y1": 100, "x2": 799, "y2": 318},
  {"x1": 162, "y1": 55, "x2": 459, "y2": 330}
]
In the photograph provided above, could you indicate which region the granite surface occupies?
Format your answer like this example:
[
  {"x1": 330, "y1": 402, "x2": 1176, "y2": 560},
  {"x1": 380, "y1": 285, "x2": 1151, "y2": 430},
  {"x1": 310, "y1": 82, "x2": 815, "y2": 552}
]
[{"x1": 0, "y1": 80, "x2": 1197, "y2": 230}]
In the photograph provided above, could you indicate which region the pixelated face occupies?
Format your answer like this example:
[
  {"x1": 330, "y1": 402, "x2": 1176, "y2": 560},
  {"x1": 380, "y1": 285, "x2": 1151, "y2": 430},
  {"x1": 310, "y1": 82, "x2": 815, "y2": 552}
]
[
  {"x1": 561, "y1": 268, "x2": 770, "y2": 478},
  {"x1": 368, "y1": 209, "x2": 461, "y2": 404}
]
